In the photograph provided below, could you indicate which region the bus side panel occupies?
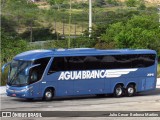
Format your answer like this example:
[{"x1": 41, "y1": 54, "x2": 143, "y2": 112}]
[
  {"x1": 74, "y1": 79, "x2": 105, "y2": 95},
  {"x1": 132, "y1": 66, "x2": 157, "y2": 92},
  {"x1": 57, "y1": 80, "x2": 74, "y2": 96},
  {"x1": 104, "y1": 78, "x2": 111, "y2": 93},
  {"x1": 145, "y1": 77, "x2": 156, "y2": 90},
  {"x1": 42, "y1": 74, "x2": 60, "y2": 97},
  {"x1": 125, "y1": 77, "x2": 139, "y2": 88},
  {"x1": 32, "y1": 81, "x2": 45, "y2": 98},
  {"x1": 136, "y1": 77, "x2": 156, "y2": 92},
  {"x1": 137, "y1": 78, "x2": 146, "y2": 92},
  {"x1": 45, "y1": 73, "x2": 74, "y2": 96}
]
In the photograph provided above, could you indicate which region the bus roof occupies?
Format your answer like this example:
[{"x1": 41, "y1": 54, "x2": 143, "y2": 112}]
[{"x1": 14, "y1": 48, "x2": 157, "y2": 61}]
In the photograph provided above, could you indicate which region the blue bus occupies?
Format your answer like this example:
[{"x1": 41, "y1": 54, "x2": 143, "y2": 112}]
[{"x1": 2, "y1": 48, "x2": 157, "y2": 100}]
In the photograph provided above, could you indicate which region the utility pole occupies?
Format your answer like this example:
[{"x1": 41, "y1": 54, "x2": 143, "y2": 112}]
[
  {"x1": 89, "y1": 0, "x2": 92, "y2": 37},
  {"x1": 68, "y1": 0, "x2": 72, "y2": 48}
]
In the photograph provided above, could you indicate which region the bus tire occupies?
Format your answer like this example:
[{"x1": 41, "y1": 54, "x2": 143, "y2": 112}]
[
  {"x1": 126, "y1": 84, "x2": 136, "y2": 97},
  {"x1": 43, "y1": 88, "x2": 53, "y2": 101},
  {"x1": 114, "y1": 84, "x2": 124, "y2": 97}
]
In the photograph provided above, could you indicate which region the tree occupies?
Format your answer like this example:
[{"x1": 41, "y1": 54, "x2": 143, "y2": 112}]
[
  {"x1": 106, "y1": 0, "x2": 119, "y2": 6},
  {"x1": 100, "y1": 14, "x2": 160, "y2": 57},
  {"x1": 1, "y1": 27, "x2": 29, "y2": 85},
  {"x1": 94, "y1": 0, "x2": 106, "y2": 7},
  {"x1": 137, "y1": 0, "x2": 146, "y2": 10},
  {"x1": 1, "y1": 28, "x2": 28, "y2": 64},
  {"x1": 47, "y1": 0, "x2": 66, "y2": 10},
  {"x1": 1, "y1": 16, "x2": 17, "y2": 34},
  {"x1": 125, "y1": 0, "x2": 137, "y2": 7},
  {"x1": 3, "y1": 0, "x2": 39, "y2": 42}
]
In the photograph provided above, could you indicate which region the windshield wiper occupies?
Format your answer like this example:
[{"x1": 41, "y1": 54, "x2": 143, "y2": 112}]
[
  {"x1": 9, "y1": 68, "x2": 27, "y2": 85},
  {"x1": 9, "y1": 62, "x2": 26, "y2": 85},
  {"x1": 8, "y1": 71, "x2": 18, "y2": 85}
]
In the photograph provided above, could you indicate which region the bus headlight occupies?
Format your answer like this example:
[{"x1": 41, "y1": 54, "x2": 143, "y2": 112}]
[
  {"x1": 20, "y1": 86, "x2": 33, "y2": 92},
  {"x1": 6, "y1": 85, "x2": 9, "y2": 90}
]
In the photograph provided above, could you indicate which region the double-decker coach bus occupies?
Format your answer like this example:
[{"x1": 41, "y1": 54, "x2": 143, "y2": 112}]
[{"x1": 2, "y1": 48, "x2": 157, "y2": 100}]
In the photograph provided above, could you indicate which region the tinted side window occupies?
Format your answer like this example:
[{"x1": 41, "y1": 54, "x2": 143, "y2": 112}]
[
  {"x1": 131, "y1": 54, "x2": 155, "y2": 68},
  {"x1": 84, "y1": 56, "x2": 100, "y2": 69},
  {"x1": 144, "y1": 54, "x2": 156, "y2": 67},
  {"x1": 67, "y1": 56, "x2": 85, "y2": 70},
  {"x1": 66, "y1": 56, "x2": 101, "y2": 70},
  {"x1": 118, "y1": 55, "x2": 133, "y2": 68},
  {"x1": 30, "y1": 57, "x2": 50, "y2": 84},
  {"x1": 47, "y1": 54, "x2": 155, "y2": 74},
  {"x1": 48, "y1": 57, "x2": 66, "y2": 74},
  {"x1": 101, "y1": 55, "x2": 115, "y2": 69}
]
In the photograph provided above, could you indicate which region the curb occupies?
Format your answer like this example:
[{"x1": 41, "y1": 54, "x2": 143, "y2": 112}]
[
  {"x1": 0, "y1": 86, "x2": 6, "y2": 94},
  {"x1": 157, "y1": 78, "x2": 160, "y2": 85}
]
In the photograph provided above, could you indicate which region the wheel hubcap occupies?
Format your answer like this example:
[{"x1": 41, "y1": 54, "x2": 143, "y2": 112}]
[
  {"x1": 128, "y1": 87, "x2": 134, "y2": 94},
  {"x1": 46, "y1": 91, "x2": 52, "y2": 98},
  {"x1": 116, "y1": 88, "x2": 122, "y2": 96}
]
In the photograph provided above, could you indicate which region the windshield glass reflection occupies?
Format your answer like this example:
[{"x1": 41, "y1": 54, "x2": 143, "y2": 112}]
[{"x1": 8, "y1": 60, "x2": 31, "y2": 86}]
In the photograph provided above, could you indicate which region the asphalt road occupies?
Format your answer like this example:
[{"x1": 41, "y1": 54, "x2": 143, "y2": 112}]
[{"x1": 1, "y1": 87, "x2": 160, "y2": 120}]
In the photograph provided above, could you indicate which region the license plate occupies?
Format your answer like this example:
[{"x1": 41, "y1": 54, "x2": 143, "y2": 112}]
[{"x1": 12, "y1": 94, "x2": 16, "y2": 97}]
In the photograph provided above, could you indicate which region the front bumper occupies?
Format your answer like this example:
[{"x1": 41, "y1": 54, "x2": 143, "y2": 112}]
[{"x1": 6, "y1": 86, "x2": 33, "y2": 98}]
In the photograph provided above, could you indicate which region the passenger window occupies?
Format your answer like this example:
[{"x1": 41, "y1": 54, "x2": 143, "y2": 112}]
[
  {"x1": 47, "y1": 54, "x2": 155, "y2": 74},
  {"x1": 84, "y1": 56, "x2": 99, "y2": 69},
  {"x1": 48, "y1": 57, "x2": 66, "y2": 74},
  {"x1": 101, "y1": 55, "x2": 116, "y2": 69},
  {"x1": 67, "y1": 56, "x2": 85, "y2": 70}
]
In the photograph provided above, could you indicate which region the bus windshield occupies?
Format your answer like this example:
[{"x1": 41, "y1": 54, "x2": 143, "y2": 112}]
[{"x1": 8, "y1": 60, "x2": 31, "y2": 86}]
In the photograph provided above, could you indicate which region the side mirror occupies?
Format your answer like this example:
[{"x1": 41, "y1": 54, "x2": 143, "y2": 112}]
[
  {"x1": 25, "y1": 64, "x2": 41, "y2": 76},
  {"x1": 2, "y1": 62, "x2": 11, "y2": 73}
]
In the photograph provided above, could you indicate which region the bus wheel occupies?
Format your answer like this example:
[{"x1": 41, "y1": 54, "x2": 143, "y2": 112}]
[
  {"x1": 114, "y1": 84, "x2": 124, "y2": 97},
  {"x1": 126, "y1": 84, "x2": 136, "y2": 97},
  {"x1": 43, "y1": 88, "x2": 53, "y2": 101}
]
